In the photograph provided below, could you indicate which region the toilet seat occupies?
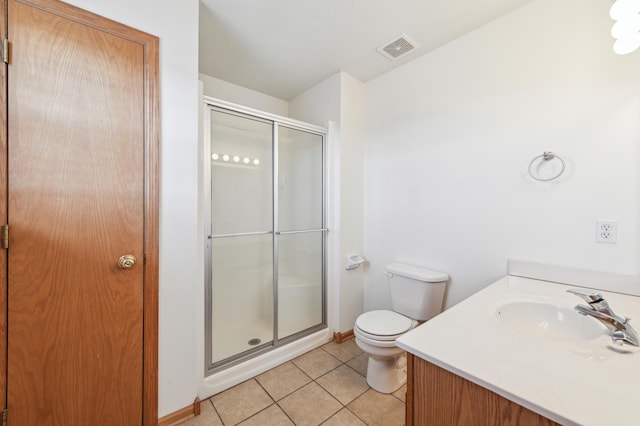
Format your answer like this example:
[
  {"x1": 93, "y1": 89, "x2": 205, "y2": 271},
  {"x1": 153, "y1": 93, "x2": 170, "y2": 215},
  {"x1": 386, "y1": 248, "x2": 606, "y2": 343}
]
[
  {"x1": 354, "y1": 328, "x2": 403, "y2": 348},
  {"x1": 355, "y1": 310, "x2": 415, "y2": 341},
  {"x1": 355, "y1": 323, "x2": 405, "y2": 342}
]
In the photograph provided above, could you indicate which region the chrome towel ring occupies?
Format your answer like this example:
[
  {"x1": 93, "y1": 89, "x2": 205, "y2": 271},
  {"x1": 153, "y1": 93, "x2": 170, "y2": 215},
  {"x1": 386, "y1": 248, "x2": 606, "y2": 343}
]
[{"x1": 528, "y1": 151, "x2": 565, "y2": 181}]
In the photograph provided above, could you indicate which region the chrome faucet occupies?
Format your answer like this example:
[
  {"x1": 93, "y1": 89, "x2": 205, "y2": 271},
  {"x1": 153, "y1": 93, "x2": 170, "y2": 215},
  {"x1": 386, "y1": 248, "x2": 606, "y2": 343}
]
[{"x1": 567, "y1": 288, "x2": 639, "y2": 347}]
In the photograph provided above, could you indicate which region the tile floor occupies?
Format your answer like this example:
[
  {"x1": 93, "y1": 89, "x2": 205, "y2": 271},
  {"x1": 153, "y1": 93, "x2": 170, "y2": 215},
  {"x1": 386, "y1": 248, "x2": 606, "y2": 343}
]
[{"x1": 180, "y1": 339, "x2": 406, "y2": 426}]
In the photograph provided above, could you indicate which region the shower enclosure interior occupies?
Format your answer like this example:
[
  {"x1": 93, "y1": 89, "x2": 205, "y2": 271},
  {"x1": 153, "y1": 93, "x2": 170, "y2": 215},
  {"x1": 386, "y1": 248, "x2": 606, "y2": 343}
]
[{"x1": 204, "y1": 99, "x2": 327, "y2": 373}]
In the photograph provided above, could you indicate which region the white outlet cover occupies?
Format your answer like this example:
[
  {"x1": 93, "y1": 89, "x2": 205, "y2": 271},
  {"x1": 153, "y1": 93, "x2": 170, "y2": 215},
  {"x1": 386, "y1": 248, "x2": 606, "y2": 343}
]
[{"x1": 596, "y1": 220, "x2": 618, "y2": 243}]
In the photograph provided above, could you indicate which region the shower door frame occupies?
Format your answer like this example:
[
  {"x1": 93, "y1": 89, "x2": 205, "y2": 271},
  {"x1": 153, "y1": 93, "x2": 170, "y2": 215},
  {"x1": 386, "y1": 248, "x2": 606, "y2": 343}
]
[{"x1": 203, "y1": 97, "x2": 328, "y2": 374}]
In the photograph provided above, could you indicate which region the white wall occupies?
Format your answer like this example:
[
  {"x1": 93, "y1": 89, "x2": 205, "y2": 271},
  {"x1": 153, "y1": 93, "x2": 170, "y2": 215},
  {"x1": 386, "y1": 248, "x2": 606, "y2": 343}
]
[
  {"x1": 336, "y1": 74, "x2": 366, "y2": 332},
  {"x1": 290, "y1": 72, "x2": 366, "y2": 332},
  {"x1": 364, "y1": 0, "x2": 640, "y2": 312},
  {"x1": 200, "y1": 73, "x2": 289, "y2": 116},
  {"x1": 65, "y1": 0, "x2": 200, "y2": 418}
]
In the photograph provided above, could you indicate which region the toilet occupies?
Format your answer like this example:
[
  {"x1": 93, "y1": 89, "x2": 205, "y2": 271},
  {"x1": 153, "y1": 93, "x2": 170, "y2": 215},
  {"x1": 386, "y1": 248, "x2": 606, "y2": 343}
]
[{"x1": 354, "y1": 262, "x2": 448, "y2": 393}]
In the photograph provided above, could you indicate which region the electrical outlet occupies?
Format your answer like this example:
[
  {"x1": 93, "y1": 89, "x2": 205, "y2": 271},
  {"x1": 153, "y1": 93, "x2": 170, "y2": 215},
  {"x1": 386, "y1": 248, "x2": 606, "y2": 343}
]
[{"x1": 596, "y1": 220, "x2": 617, "y2": 243}]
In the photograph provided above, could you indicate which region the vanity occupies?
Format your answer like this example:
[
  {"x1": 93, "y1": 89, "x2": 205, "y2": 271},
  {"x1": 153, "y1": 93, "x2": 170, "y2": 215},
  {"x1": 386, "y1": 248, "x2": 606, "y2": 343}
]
[
  {"x1": 396, "y1": 262, "x2": 640, "y2": 426},
  {"x1": 405, "y1": 355, "x2": 558, "y2": 425}
]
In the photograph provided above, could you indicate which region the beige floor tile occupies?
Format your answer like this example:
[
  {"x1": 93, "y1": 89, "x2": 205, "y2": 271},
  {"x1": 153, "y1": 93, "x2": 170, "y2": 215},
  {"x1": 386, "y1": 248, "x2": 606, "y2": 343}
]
[
  {"x1": 238, "y1": 404, "x2": 294, "y2": 426},
  {"x1": 211, "y1": 379, "x2": 273, "y2": 425},
  {"x1": 256, "y1": 361, "x2": 311, "y2": 401},
  {"x1": 316, "y1": 364, "x2": 369, "y2": 405},
  {"x1": 321, "y1": 339, "x2": 363, "y2": 362},
  {"x1": 348, "y1": 389, "x2": 405, "y2": 426},
  {"x1": 178, "y1": 399, "x2": 223, "y2": 426},
  {"x1": 278, "y1": 382, "x2": 342, "y2": 426},
  {"x1": 322, "y1": 408, "x2": 367, "y2": 426},
  {"x1": 346, "y1": 352, "x2": 368, "y2": 377},
  {"x1": 393, "y1": 384, "x2": 407, "y2": 403},
  {"x1": 292, "y1": 348, "x2": 342, "y2": 379}
]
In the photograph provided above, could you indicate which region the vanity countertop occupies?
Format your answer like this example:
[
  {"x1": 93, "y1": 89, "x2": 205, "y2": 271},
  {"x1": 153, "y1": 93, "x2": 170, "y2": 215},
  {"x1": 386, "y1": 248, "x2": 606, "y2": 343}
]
[{"x1": 396, "y1": 275, "x2": 640, "y2": 426}]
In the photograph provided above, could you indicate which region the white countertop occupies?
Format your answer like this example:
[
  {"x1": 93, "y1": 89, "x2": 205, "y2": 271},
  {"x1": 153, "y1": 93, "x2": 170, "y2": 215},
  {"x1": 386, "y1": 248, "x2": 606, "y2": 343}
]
[{"x1": 396, "y1": 275, "x2": 640, "y2": 426}]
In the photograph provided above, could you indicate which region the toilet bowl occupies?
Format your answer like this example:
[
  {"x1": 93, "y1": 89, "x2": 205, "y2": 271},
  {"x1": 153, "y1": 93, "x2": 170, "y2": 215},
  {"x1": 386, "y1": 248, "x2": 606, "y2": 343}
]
[
  {"x1": 354, "y1": 310, "x2": 417, "y2": 393},
  {"x1": 354, "y1": 263, "x2": 448, "y2": 393}
]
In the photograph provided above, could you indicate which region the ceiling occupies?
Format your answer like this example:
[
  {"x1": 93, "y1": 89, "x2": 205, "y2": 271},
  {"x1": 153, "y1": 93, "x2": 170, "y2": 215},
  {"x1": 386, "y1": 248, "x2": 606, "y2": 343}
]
[{"x1": 199, "y1": 0, "x2": 535, "y2": 101}]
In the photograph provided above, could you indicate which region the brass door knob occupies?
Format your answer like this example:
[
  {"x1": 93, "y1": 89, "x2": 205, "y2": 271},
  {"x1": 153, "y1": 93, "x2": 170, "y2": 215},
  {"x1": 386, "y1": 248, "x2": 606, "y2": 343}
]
[{"x1": 117, "y1": 254, "x2": 137, "y2": 269}]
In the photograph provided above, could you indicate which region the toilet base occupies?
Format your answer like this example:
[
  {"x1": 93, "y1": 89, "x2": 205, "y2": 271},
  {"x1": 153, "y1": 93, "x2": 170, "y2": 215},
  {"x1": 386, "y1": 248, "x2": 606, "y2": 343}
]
[{"x1": 365, "y1": 354, "x2": 407, "y2": 394}]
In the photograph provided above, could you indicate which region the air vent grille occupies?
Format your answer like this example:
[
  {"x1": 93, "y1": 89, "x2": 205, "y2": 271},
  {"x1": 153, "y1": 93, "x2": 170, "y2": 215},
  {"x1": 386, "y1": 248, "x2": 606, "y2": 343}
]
[{"x1": 377, "y1": 34, "x2": 419, "y2": 60}]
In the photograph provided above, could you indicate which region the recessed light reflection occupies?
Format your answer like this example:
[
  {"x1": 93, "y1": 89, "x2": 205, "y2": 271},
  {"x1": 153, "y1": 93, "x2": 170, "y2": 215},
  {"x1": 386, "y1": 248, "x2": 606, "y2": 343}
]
[{"x1": 211, "y1": 153, "x2": 261, "y2": 167}]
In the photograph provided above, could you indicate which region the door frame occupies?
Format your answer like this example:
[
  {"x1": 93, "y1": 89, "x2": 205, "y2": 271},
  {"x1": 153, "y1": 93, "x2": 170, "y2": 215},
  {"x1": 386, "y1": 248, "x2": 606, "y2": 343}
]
[
  {"x1": 0, "y1": 0, "x2": 7, "y2": 418},
  {"x1": 0, "y1": 0, "x2": 159, "y2": 423}
]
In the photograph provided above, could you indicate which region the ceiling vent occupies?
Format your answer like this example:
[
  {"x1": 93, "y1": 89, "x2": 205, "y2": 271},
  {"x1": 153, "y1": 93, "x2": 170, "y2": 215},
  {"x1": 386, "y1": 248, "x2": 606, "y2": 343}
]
[{"x1": 377, "y1": 34, "x2": 419, "y2": 60}]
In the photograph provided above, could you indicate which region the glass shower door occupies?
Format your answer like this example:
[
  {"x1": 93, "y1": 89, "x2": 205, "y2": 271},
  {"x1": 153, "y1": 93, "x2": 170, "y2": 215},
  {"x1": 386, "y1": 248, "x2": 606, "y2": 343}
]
[
  {"x1": 276, "y1": 126, "x2": 325, "y2": 339},
  {"x1": 208, "y1": 108, "x2": 274, "y2": 365},
  {"x1": 205, "y1": 101, "x2": 327, "y2": 373}
]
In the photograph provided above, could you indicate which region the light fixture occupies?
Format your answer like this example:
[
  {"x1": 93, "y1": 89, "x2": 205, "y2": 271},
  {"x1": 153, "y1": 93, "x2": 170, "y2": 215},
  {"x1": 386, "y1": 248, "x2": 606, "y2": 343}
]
[
  {"x1": 233, "y1": 155, "x2": 240, "y2": 163},
  {"x1": 610, "y1": 0, "x2": 640, "y2": 54},
  {"x1": 253, "y1": 159, "x2": 260, "y2": 166},
  {"x1": 211, "y1": 153, "x2": 219, "y2": 160},
  {"x1": 222, "y1": 154, "x2": 230, "y2": 162},
  {"x1": 243, "y1": 157, "x2": 250, "y2": 164}
]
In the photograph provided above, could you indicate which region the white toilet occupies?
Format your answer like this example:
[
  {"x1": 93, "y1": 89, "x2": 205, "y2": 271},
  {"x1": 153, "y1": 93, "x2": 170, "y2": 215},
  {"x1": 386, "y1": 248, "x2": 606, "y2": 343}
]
[{"x1": 354, "y1": 262, "x2": 448, "y2": 393}]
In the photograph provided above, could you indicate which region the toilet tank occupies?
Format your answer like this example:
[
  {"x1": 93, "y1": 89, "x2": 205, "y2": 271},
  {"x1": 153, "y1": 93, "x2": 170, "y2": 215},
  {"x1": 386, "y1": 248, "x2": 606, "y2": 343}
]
[{"x1": 385, "y1": 262, "x2": 448, "y2": 321}]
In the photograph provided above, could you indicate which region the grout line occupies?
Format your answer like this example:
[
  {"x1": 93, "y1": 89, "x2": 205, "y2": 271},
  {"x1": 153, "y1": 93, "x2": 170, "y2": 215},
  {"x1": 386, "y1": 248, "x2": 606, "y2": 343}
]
[
  {"x1": 253, "y1": 377, "x2": 278, "y2": 404},
  {"x1": 235, "y1": 402, "x2": 290, "y2": 426},
  {"x1": 208, "y1": 398, "x2": 225, "y2": 425},
  {"x1": 275, "y1": 401, "x2": 297, "y2": 426},
  {"x1": 343, "y1": 360, "x2": 365, "y2": 377},
  {"x1": 344, "y1": 405, "x2": 370, "y2": 426}
]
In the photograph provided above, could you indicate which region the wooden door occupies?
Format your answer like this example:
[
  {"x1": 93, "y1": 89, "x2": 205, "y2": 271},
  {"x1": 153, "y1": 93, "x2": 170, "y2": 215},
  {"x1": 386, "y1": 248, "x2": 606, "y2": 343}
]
[{"x1": 2, "y1": 0, "x2": 159, "y2": 424}]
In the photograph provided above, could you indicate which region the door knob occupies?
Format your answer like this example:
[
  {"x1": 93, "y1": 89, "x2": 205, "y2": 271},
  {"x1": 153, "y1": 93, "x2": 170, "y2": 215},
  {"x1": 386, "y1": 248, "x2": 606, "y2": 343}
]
[{"x1": 117, "y1": 254, "x2": 137, "y2": 269}]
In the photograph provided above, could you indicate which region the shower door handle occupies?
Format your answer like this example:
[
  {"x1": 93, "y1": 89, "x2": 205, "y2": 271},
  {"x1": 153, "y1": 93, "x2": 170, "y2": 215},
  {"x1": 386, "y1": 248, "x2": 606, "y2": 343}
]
[{"x1": 275, "y1": 228, "x2": 328, "y2": 235}]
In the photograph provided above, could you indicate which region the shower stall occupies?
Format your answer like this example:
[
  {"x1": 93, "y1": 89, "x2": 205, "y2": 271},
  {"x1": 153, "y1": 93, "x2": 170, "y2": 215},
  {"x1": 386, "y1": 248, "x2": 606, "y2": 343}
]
[{"x1": 203, "y1": 98, "x2": 327, "y2": 373}]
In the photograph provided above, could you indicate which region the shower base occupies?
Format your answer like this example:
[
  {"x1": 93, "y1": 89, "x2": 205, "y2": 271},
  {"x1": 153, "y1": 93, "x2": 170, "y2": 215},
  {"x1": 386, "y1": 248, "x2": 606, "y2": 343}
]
[
  {"x1": 212, "y1": 320, "x2": 273, "y2": 365},
  {"x1": 202, "y1": 327, "x2": 331, "y2": 397}
]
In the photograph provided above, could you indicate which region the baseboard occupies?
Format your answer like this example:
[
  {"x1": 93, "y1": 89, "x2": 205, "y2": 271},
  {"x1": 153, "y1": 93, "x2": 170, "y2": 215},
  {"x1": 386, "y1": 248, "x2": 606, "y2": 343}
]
[
  {"x1": 333, "y1": 329, "x2": 354, "y2": 343},
  {"x1": 158, "y1": 397, "x2": 201, "y2": 426}
]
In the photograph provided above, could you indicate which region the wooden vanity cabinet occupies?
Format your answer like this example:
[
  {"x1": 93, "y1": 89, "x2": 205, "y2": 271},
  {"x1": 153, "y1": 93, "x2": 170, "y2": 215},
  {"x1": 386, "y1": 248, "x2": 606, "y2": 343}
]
[{"x1": 406, "y1": 354, "x2": 560, "y2": 426}]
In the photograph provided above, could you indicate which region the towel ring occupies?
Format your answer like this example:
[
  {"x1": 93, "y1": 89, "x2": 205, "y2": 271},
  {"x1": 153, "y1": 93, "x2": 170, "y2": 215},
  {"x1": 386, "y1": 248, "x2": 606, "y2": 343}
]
[{"x1": 528, "y1": 151, "x2": 565, "y2": 182}]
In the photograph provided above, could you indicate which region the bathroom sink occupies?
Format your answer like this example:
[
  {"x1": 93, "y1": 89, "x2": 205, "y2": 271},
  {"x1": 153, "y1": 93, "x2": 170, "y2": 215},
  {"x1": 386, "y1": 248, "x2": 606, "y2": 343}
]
[{"x1": 495, "y1": 301, "x2": 607, "y2": 341}]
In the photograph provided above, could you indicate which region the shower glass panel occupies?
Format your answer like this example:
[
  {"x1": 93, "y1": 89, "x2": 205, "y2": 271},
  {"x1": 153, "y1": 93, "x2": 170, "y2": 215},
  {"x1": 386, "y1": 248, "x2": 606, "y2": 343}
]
[
  {"x1": 278, "y1": 126, "x2": 323, "y2": 231},
  {"x1": 277, "y1": 232, "x2": 323, "y2": 339},
  {"x1": 210, "y1": 110, "x2": 273, "y2": 235},
  {"x1": 211, "y1": 234, "x2": 273, "y2": 363},
  {"x1": 209, "y1": 108, "x2": 274, "y2": 366},
  {"x1": 277, "y1": 127, "x2": 324, "y2": 339},
  {"x1": 205, "y1": 101, "x2": 326, "y2": 373}
]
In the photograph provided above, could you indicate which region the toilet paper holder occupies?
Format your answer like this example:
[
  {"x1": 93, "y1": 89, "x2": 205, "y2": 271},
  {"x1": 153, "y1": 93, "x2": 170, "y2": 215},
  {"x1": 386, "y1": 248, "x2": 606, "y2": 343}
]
[{"x1": 346, "y1": 253, "x2": 367, "y2": 270}]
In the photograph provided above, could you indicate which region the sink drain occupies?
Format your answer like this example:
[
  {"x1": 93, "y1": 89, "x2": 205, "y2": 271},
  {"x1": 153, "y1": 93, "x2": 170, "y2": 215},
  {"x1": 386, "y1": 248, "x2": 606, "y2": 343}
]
[{"x1": 248, "y1": 338, "x2": 261, "y2": 346}]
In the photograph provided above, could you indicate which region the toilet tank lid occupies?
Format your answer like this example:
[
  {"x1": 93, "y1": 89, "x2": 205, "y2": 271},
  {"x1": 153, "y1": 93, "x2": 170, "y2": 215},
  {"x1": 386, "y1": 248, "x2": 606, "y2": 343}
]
[{"x1": 385, "y1": 263, "x2": 448, "y2": 282}]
